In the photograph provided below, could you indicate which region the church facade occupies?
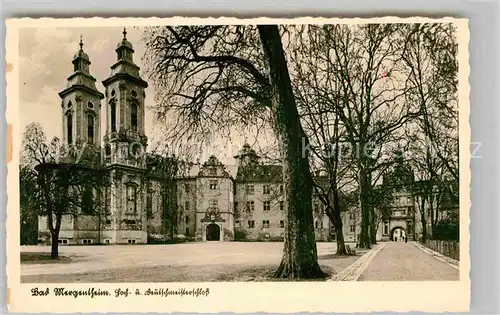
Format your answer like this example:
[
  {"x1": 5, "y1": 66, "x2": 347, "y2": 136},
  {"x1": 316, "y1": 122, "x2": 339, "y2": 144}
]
[{"x1": 38, "y1": 32, "x2": 439, "y2": 245}]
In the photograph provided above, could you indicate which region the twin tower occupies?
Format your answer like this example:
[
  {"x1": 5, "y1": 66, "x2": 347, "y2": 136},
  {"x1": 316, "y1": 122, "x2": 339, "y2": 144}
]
[{"x1": 58, "y1": 28, "x2": 148, "y2": 166}]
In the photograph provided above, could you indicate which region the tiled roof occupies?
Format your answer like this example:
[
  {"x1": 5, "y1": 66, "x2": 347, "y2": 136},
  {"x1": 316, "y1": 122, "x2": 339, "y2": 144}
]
[{"x1": 235, "y1": 164, "x2": 282, "y2": 183}]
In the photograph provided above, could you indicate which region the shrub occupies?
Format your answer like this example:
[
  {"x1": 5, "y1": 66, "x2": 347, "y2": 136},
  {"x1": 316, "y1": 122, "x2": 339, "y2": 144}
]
[
  {"x1": 434, "y1": 218, "x2": 459, "y2": 241},
  {"x1": 234, "y1": 229, "x2": 247, "y2": 240}
]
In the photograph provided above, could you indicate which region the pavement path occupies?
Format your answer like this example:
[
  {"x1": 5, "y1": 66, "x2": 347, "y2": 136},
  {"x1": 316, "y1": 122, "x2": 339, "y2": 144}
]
[{"x1": 358, "y1": 241, "x2": 459, "y2": 281}]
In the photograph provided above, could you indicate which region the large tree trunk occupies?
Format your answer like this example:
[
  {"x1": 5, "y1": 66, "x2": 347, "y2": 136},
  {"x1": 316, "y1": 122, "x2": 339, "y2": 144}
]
[
  {"x1": 50, "y1": 231, "x2": 59, "y2": 259},
  {"x1": 358, "y1": 167, "x2": 371, "y2": 248},
  {"x1": 258, "y1": 25, "x2": 325, "y2": 279},
  {"x1": 420, "y1": 197, "x2": 427, "y2": 243},
  {"x1": 369, "y1": 206, "x2": 377, "y2": 244},
  {"x1": 50, "y1": 216, "x2": 62, "y2": 259},
  {"x1": 332, "y1": 191, "x2": 348, "y2": 256}
]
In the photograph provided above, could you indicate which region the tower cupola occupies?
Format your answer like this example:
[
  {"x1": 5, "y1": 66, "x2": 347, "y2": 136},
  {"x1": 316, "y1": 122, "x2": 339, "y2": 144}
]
[
  {"x1": 59, "y1": 36, "x2": 104, "y2": 148},
  {"x1": 72, "y1": 35, "x2": 91, "y2": 73},
  {"x1": 116, "y1": 28, "x2": 135, "y2": 62}
]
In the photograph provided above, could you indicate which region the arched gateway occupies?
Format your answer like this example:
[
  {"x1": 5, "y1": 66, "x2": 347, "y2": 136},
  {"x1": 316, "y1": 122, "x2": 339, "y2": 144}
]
[
  {"x1": 391, "y1": 226, "x2": 406, "y2": 241},
  {"x1": 206, "y1": 223, "x2": 221, "y2": 241}
]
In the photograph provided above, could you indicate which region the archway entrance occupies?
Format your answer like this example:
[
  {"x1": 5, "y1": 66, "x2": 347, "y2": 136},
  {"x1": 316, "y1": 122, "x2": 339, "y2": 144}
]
[
  {"x1": 391, "y1": 227, "x2": 406, "y2": 242},
  {"x1": 206, "y1": 223, "x2": 220, "y2": 241}
]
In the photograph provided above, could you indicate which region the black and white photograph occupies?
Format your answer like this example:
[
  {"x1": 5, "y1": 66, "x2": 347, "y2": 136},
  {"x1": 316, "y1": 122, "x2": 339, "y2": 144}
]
[{"x1": 6, "y1": 17, "x2": 470, "y2": 313}]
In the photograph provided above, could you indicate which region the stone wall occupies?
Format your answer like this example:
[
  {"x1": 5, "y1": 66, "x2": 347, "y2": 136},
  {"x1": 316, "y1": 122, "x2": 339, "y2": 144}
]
[{"x1": 424, "y1": 240, "x2": 460, "y2": 261}]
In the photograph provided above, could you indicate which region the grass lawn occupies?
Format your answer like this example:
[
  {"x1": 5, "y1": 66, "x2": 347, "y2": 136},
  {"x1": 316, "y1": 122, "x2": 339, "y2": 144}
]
[{"x1": 21, "y1": 252, "x2": 73, "y2": 264}]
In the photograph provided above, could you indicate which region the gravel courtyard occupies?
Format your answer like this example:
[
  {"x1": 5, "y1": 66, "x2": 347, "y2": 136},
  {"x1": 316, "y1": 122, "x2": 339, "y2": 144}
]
[{"x1": 21, "y1": 242, "x2": 363, "y2": 283}]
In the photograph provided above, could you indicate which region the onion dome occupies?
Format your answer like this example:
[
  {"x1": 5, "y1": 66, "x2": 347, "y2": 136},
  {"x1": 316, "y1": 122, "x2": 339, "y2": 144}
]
[{"x1": 117, "y1": 28, "x2": 134, "y2": 50}]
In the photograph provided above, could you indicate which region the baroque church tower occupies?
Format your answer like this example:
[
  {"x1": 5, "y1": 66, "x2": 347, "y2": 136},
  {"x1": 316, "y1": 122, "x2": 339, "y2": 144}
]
[
  {"x1": 59, "y1": 37, "x2": 104, "y2": 149},
  {"x1": 102, "y1": 28, "x2": 149, "y2": 244},
  {"x1": 103, "y1": 28, "x2": 149, "y2": 165}
]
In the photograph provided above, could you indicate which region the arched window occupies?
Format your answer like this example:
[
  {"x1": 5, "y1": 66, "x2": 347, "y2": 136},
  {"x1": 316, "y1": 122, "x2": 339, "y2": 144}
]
[
  {"x1": 87, "y1": 114, "x2": 94, "y2": 144},
  {"x1": 67, "y1": 113, "x2": 73, "y2": 144},
  {"x1": 126, "y1": 184, "x2": 137, "y2": 214},
  {"x1": 131, "y1": 102, "x2": 138, "y2": 131},
  {"x1": 110, "y1": 101, "x2": 116, "y2": 132}
]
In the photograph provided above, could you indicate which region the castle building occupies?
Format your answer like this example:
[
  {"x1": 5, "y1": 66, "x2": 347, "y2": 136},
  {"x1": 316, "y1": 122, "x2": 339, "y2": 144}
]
[{"x1": 37, "y1": 32, "x2": 443, "y2": 245}]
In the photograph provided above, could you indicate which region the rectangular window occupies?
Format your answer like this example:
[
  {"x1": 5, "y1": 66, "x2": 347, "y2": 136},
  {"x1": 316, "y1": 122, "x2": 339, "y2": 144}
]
[
  {"x1": 246, "y1": 185, "x2": 255, "y2": 195},
  {"x1": 280, "y1": 201, "x2": 284, "y2": 211},
  {"x1": 234, "y1": 202, "x2": 239, "y2": 214},
  {"x1": 280, "y1": 220, "x2": 284, "y2": 228},
  {"x1": 184, "y1": 183, "x2": 190, "y2": 193},
  {"x1": 209, "y1": 180, "x2": 217, "y2": 190},
  {"x1": 246, "y1": 201, "x2": 254, "y2": 213},
  {"x1": 184, "y1": 201, "x2": 190, "y2": 212},
  {"x1": 349, "y1": 212, "x2": 355, "y2": 220},
  {"x1": 279, "y1": 185, "x2": 284, "y2": 194},
  {"x1": 402, "y1": 208, "x2": 407, "y2": 215},
  {"x1": 263, "y1": 185, "x2": 270, "y2": 195},
  {"x1": 262, "y1": 220, "x2": 270, "y2": 228},
  {"x1": 209, "y1": 199, "x2": 218, "y2": 208},
  {"x1": 248, "y1": 220, "x2": 255, "y2": 228},
  {"x1": 350, "y1": 224, "x2": 355, "y2": 233},
  {"x1": 314, "y1": 203, "x2": 320, "y2": 213},
  {"x1": 315, "y1": 221, "x2": 319, "y2": 229},
  {"x1": 235, "y1": 220, "x2": 240, "y2": 228},
  {"x1": 185, "y1": 215, "x2": 189, "y2": 224},
  {"x1": 383, "y1": 221, "x2": 389, "y2": 235},
  {"x1": 185, "y1": 227, "x2": 190, "y2": 236},
  {"x1": 263, "y1": 201, "x2": 271, "y2": 212}
]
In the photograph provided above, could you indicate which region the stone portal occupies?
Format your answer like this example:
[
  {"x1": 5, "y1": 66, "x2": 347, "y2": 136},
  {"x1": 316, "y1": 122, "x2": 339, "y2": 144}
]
[{"x1": 206, "y1": 223, "x2": 221, "y2": 241}]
